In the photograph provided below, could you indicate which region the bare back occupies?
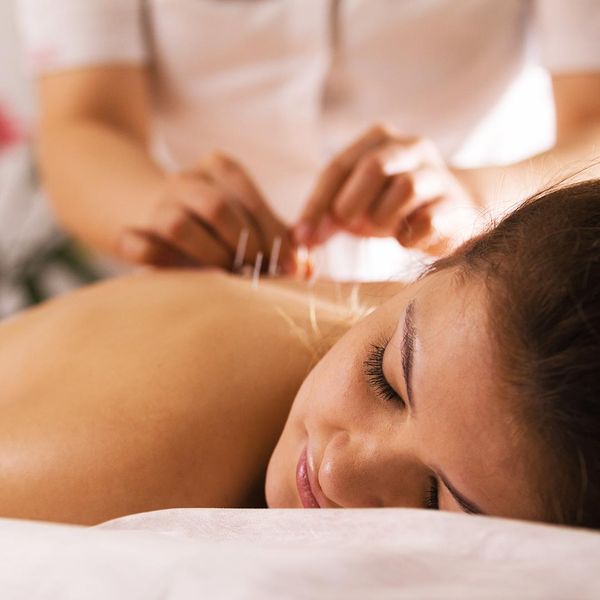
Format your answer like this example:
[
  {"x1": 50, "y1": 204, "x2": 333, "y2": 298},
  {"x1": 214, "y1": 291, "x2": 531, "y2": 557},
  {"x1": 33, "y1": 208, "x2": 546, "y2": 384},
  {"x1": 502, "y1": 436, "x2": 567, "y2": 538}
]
[{"x1": 0, "y1": 270, "x2": 401, "y2": 524}]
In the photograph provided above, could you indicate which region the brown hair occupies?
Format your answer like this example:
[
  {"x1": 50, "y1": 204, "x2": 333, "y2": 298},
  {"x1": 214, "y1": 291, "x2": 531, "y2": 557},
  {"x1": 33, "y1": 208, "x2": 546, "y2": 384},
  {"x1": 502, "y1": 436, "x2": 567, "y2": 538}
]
[{"x1": 432, "y1": 179, "x2": 600, "y2": 528}]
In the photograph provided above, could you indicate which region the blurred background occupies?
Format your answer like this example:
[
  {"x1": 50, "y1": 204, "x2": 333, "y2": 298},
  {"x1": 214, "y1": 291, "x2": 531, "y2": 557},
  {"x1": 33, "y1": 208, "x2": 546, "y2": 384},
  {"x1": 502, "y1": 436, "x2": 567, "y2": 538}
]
[
  {"x1": 0, "y1": 0, "x2": 557, "y2": 317},
  {"x1": 1, "y1": 1, "x2": 100, "y2": 317}
]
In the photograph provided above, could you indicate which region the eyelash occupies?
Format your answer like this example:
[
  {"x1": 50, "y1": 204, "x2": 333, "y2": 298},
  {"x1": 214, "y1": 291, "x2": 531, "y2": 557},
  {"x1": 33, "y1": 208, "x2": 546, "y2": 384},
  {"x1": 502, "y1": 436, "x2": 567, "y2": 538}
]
[
  {"x1": 425, "y1": 477, "x2": 439, "y2": 510},
  {"x1": 363, "y1": 342, "x2": 405, "y2": 407}
]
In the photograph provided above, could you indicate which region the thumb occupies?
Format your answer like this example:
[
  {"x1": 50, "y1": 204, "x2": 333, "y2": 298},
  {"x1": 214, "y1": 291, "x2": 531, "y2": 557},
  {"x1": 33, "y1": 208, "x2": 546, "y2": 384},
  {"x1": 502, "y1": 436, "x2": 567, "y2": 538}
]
[
  {"x1": 295, "y1": 163, "x2": 347, "y2": 246},
  {"x1": 296, "y1": 124, "x2": 394, "y2": 245}
]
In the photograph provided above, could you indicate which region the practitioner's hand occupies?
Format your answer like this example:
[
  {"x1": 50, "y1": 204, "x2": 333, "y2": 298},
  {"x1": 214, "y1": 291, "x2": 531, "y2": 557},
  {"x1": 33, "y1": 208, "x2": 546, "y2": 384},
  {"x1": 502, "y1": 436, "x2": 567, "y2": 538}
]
[
  {"x1": 294, "y1": 124, "x2": 480, "y2": 256},
  {"x1": 117, "y1": 153, "x2": 297, "y2": 272}
]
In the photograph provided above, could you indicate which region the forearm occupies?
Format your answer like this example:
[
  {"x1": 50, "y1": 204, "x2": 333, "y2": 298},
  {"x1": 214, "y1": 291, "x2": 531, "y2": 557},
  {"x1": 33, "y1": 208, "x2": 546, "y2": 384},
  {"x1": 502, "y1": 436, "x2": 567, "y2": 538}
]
[
  {"x1": 454, "y1": 123, "x2": 600, "y2": 221},
  {"x1": 38, "y1": 119, "x2": 165, "y2": 257}
]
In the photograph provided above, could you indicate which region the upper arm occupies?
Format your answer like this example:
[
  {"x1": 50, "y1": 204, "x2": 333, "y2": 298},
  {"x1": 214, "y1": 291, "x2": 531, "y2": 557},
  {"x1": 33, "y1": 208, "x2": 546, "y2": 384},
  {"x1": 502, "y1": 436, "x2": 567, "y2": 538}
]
[
  {"x1": 38, "y1": 66, "x2": 152, "y2": 144},
  {"x1": 18, "y1": 0, "x2": 151, "y2": 142},
  {"x1": 551, "y1": 72, "x2": 600, "y2": 142}
]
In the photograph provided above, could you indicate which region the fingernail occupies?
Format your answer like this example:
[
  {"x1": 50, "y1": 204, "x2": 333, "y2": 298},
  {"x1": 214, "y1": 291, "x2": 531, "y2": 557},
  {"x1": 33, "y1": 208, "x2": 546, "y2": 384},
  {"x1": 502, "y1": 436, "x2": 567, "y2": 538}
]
[{"x1": 294, "y1": 222, "x2": 314, "y2": 244}]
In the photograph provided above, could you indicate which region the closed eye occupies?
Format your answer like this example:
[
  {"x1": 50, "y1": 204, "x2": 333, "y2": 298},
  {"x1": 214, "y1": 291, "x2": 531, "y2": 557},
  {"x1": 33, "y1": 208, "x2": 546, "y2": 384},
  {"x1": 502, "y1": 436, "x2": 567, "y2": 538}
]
[
  {"x1": 425, "y1": 476, "x2": 439, "y2": 509},
  {"x1": 363, "y1": 342, "x2": 406, "y2": 407}
]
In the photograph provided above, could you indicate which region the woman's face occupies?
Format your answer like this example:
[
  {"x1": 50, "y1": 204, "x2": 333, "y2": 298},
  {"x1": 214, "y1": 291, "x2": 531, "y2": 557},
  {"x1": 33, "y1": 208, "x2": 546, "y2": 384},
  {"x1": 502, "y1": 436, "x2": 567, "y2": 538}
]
[{"x1": 266, "y1": 269, "x2": 547, "y2": 520}]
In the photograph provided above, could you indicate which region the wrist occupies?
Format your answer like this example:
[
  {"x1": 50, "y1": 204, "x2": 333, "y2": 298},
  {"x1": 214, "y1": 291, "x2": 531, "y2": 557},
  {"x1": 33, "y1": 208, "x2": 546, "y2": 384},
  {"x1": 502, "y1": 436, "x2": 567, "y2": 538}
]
[{"x1": 451, "y1": 167, "x2": 492, "y2": 213}]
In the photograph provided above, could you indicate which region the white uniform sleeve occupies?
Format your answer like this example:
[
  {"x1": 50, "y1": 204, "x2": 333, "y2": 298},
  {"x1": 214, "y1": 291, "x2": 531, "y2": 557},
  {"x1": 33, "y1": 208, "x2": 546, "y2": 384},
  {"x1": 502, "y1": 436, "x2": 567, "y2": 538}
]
[
  {"x1": 16, "y1": 0, "x2": 148, "y2": 74},
  {"x1": 534, "y1": 0, "x2": 600, "y2": 73}
]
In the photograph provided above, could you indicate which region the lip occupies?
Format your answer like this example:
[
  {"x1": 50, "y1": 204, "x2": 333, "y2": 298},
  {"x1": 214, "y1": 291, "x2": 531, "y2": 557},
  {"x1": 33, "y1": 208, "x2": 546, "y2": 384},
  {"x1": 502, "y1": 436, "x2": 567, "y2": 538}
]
[{"x1": 296, "y1": 446, "x2": 321, "y2": 508}]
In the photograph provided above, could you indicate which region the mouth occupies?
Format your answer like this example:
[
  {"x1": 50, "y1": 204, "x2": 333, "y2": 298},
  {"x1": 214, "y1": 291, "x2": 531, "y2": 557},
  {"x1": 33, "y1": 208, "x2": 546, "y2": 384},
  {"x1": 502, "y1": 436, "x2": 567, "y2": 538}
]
[{"x1": 296, "y1": 446, "x2": 321, "y2": 508}]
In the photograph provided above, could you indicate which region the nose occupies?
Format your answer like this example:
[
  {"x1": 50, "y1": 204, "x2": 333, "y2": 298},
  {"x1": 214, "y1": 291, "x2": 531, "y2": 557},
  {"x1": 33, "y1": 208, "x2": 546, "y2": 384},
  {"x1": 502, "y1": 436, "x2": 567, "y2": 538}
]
[{"x1": 318, "y1": 430, "x2": 426, "y2": 508}]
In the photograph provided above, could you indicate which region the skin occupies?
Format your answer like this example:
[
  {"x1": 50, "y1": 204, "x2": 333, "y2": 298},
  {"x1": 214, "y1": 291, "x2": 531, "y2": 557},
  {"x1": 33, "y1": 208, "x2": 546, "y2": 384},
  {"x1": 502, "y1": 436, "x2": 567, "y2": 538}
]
[
  {"x1": 295, "y1": 73, "x2": 600, "y2": 252},
  {"x1": 0, "y1": 270, "x2": 395, "y2": 524},
  {"x1": 0, "y1": 269, "x2": 546, "y2": 524},
  {"x1": 266, "y1": 269, "x2": 545, "y2": 521},
  {"x1": 36, "y1": 69, "x2": 295, "y2": 271}
]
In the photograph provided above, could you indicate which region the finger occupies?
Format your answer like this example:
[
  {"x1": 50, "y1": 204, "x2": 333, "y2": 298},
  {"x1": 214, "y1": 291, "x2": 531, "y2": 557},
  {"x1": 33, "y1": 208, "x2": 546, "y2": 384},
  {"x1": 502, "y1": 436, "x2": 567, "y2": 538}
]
[
  {"x1": 152, "y1": 203, "x2": 232, "y2": 268},
  {"x1": 349, "y1": 145, "x2": 433, "y2": 236},
  {"x1": 248, "y1": 212, "x2": 296, "y2": 275},
  {"x1": 395, "y1": 201, "x2": 439, "y2": 250},
  {"x1": 295, "y1": 123, "x2": 394, "y2": 243},
  {"x1": 384, "y1": 166, "x2": 450, "y2": 230},
  {"x1": 117, "y1": 229, "x2": 193, "y2": 267},
  {"x1": 200, "y1": 153, "x2": 297, "y2": 273},
  {"x1": 294, "y1": 163, "x2": 347, "y2": 245},
  {"x1": 310, "y1": 214, "x2": 339, "y2": 245},
  {"x1": 176, "y1": 176, "x2": 263, "y2": 263},
  {"x1": 199, "y1": 152, "x2": 267, "y2": 212},
  {"x1": 370, "y1": 174, "x2": 413, "y2": 228},
  {"x1": 331, "y1": 150, "x2": 389, "y2": 228}
]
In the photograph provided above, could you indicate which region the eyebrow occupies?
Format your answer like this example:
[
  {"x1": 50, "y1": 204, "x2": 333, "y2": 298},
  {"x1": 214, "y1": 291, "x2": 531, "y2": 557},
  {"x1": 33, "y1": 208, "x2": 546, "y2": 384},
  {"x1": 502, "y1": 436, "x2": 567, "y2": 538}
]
[
  {"x1": 400, "y1": 301, "x2": 486, "y2": 516},
  {"x1": 401, "y1": 300, "x2": 416, "y2": 411}
]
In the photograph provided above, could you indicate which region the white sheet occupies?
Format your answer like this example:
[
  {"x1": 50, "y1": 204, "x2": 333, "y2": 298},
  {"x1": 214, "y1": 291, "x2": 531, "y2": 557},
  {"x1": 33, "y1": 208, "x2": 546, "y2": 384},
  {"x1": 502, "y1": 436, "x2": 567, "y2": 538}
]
[{"x1": 0, "y1": 508, "x2": 599, "y2": 598}]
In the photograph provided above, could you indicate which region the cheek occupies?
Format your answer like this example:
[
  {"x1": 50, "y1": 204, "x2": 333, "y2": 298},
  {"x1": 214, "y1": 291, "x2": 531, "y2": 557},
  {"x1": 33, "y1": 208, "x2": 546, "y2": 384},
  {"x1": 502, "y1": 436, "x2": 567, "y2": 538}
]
[
  {"x1": 299, "y1": 337, "x2": 378, "y2": 437},
  {"x1": 265, "y1": 340, "x2": 365, "y2": 506},
  {"x1": 265, "y1": 308, "x2": 396, "y2": 507}
]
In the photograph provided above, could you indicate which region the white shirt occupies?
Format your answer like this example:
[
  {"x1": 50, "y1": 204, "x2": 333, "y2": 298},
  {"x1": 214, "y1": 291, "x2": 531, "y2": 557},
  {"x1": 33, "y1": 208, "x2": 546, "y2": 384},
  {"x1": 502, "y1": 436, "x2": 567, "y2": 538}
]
[{"x1": 16, "y1": 0, "x2": 600, "y2": 278}]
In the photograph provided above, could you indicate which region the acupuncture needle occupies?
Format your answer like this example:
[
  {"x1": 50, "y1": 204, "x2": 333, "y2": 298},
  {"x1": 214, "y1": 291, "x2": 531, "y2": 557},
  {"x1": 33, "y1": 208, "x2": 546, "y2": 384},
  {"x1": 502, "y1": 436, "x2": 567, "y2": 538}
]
[
  {"x1": 268, "y1": 236, "x2": 282, "y2": 277},
  {"x1": 252, "y1": 251, "x2": 263, "y2": 289},
  {"x1": 234, "y1": 228, "x2": 249, "y2": 272}
]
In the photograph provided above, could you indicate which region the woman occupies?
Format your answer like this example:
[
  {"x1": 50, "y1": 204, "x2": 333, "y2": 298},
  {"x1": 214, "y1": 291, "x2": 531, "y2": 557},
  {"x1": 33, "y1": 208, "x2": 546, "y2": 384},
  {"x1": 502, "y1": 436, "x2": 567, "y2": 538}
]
[
  {"x1": 16, "y1": 0, "x2": 600, "y2": 275},
  {"x1": 0, "y1": 180, "x2": 599, "y2": 527}
]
